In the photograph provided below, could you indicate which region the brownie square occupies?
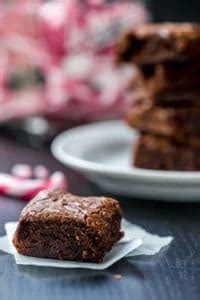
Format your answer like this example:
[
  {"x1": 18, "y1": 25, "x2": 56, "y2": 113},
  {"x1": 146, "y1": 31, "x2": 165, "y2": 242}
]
[
  {"x1": 116, "y1": 23, "x2": 200, "y2": 65},
  {"x1": 140, "y1": 61, "x2": 200, "y2": 89},
  {"x1": 137, "y1": 61, "x2": 200, "y2": 104},
  {"x1": 127, "y1": 100, "x2": 200, "y2": 142},
  {"x1": 133, "y1": 134, "x2": 200, "y2": 171},
  {"x1": 138, "y1": 89, "x2": 200, "y2": 105},
  {"x1": 127, "y1": 61, "x2": 200, "y2": 105},
  {"x1": 13, "y1": 189, "x2": 123, "y2": 263}
]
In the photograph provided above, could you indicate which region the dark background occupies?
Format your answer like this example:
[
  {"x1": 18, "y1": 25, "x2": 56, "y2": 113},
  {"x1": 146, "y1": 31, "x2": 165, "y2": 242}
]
[{"x1": 147, "y1": 0, "x2": 200, "y2": 22}]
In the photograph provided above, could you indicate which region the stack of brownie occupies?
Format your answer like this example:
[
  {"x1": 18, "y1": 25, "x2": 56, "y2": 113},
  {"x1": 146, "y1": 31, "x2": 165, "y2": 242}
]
[{"x1": 117, "y1": 23, "x2": 200, "y2": 170}]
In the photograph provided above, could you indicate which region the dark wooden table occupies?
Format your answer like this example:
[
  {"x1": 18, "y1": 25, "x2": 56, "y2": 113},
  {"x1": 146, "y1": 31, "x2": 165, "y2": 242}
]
[{"x1": 0, "y1": 136, "x2": 200, "y2": 300}]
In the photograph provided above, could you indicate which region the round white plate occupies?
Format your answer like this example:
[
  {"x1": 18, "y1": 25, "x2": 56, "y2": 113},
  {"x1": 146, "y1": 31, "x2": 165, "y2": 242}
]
[{"x1": 51, "y1": 120, "x2": 200, "y2": 201}]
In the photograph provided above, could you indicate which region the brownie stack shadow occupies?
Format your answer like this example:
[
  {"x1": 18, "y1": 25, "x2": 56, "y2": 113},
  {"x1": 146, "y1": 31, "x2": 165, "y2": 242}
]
[{"x1": 116, "y1": 23, "x2": 200, "y2": 170}]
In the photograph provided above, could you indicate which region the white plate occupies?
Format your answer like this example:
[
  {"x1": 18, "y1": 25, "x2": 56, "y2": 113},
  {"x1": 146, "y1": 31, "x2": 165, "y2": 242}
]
[{"x1": 51, "y1": 120, "x2": 200, "y2": 201}]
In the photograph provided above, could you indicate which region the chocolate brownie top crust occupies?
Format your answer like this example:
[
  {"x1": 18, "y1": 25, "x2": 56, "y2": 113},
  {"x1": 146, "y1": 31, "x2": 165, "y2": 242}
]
[
  {"x1": 116, "y1": 23, "x2": 200, "y2": 64},
  {"x1": 126, "y1": 23, "x2": 200, "y2": 40},
  {"x1": 20, "y1": 189, "x2": 122, "y2": 224}
]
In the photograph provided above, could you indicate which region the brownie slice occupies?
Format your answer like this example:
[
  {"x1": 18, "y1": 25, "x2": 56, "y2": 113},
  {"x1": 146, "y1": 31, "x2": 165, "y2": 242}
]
[
  {"x1": 137, "y1": 89, "x2": 200, "y2": 105},
  {"x1": 133, "y1": 134, "x2": 200, "y2": 171},
  {"x1": 138, "y1": 60, "x2": 200, "y2": 104},
  {"x1": 116, "y1": 23, "x2": 200, "y2": 65},
  {"x1": 128, "y1": 67, "x2": 200, "y2": 105},
  {"x1": 140, "y1": 61, "x2": 200, "y2": 89},
  {"x1": 13, "y1": 189, "x2": 123, "y2": 263},
  {"x1": 127, "y1": 100, "x2": 200, "y2": 141}
]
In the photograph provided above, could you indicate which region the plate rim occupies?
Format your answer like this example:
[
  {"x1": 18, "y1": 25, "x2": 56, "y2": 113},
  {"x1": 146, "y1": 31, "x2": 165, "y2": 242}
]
[{"x1": 51, "y1": 120, "x2": 200, "y2": 185}]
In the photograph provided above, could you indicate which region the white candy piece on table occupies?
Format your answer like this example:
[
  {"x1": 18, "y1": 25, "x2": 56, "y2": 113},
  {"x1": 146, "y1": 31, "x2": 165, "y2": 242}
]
[
  {"x1": 34, "y1": 165, "x2": 49, "y2": 179},
  {"x1": 47, "y1": 172, "x2": 67, "y2": 190},
  {"x1": 11, "y1": 164, "x2": 32, "y2": 179}
]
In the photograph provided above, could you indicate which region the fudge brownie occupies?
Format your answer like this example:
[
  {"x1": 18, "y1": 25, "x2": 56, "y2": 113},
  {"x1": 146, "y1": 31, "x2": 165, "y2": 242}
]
[
  {"x1": 140, "y1": 61, "x2": 200, "y2": 85},
  {"x1": 127, "y1": 100, "x2": 200, "y2": 141},
  {"x1": 133, "y1": 134, "x2": 200, "y2": 171},
  {"x1": 116, "y1": 23, "x2": 200, "y2": 65},
  {"x1": 13, "y1": 189, "x2": 123, "y2": 263},
  {"x1": 139, "y1": 61, "x2": 200, "y2": 95},
  {"x1": 137, "y1": 89, "x2": 200, "y2": 105},
  {"x1": 127, "y1": 71, "x2": 200, "y2": 105}
]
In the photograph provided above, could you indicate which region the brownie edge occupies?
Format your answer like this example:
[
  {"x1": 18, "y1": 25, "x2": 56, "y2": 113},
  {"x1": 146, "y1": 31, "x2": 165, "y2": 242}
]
[
  {"x1": 13, "y1": 189, "x2": 123, "y2": 263},
  {"x1": 133, "y1": 134, "x2": 200, "y2": 171},
  {"x1": 116, "y1": 23, "x2": 200, "y2": 65}
]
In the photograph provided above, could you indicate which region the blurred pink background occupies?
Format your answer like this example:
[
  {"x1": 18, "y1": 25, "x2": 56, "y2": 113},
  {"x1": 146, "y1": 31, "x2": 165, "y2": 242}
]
[{"x1": 0, "y1": 0, "x2": 148, "y2": 128}]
